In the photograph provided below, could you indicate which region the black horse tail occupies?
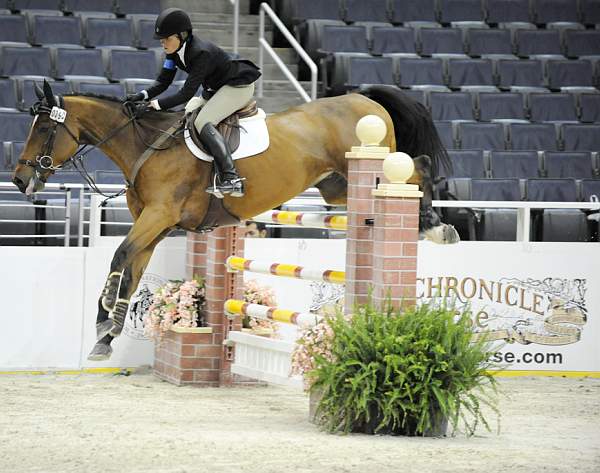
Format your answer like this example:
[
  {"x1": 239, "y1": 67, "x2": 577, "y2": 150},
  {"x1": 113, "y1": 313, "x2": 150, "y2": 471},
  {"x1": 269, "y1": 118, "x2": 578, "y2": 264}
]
[{"x1": 356, "y1": 85, "x2": 451, "y2": 178}]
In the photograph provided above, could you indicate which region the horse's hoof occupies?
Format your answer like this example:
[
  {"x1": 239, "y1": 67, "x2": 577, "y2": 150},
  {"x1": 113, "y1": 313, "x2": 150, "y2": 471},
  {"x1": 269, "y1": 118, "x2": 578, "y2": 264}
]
[
  {"x1": 96, "y1": 319, "x2": 113, "y2": 339},
  {"x1": 108, "y1": 299, "x2": 129, "y2": 337},
  {"x1": 442, "y1": 224, "x2": 460, "y2": 244},
  {"x1": 87, "y1": 342, "x2": 112, "y2": 361}
]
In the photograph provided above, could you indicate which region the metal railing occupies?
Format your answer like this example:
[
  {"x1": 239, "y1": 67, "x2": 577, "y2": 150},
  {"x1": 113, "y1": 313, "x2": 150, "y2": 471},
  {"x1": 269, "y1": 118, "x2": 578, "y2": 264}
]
[
  {"x1": 258, "y1": 2, "x2": 317, "y2": 102},
  {"x1": 230, "y1": 0, "x2": 239, "y2": 54}
]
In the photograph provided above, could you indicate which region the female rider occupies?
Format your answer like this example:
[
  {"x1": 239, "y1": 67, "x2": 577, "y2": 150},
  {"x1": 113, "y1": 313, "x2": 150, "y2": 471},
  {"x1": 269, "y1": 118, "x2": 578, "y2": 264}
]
[{"x1": 126, "y1": 8, "x2": 261, "y2": 197}]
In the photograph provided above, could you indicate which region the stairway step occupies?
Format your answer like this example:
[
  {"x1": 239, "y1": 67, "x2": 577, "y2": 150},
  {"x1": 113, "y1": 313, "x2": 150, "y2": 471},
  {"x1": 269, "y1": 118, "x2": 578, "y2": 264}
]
[
  {"x1": 189, "y1": 13, "x2": 260, "y2": 25},
  {"x1": 195, "y1": 27, "x2": 271, "y2": 47},
  {"x1": 224, "y1": 46, "x2": 297, "y2": 64}
]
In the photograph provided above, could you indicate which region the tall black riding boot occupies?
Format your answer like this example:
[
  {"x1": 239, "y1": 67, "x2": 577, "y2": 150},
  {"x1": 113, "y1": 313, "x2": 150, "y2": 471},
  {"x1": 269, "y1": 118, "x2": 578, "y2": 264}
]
[{"x1": 199, "y1": 122, "x2": 245, "y2": 198}]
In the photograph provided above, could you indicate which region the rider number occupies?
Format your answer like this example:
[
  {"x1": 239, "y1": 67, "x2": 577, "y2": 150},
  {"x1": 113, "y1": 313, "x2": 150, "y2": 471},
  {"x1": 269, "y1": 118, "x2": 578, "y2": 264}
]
[{"x1": 49, "y1": 106, "x2": 67, "y2": 123}]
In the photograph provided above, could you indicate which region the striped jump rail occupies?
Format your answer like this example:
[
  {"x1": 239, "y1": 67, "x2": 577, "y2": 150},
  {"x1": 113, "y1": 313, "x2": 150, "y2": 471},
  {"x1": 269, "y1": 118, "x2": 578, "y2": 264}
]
[
  {"x1": 226, "y1": 256, "x2": 345, "y2": 285},
  {"x1": 224, "y1": 299, "x2": 321, "y2": 328},
  {"x1": 252, "y1": 210, "x2": 347, "y2": 231}
]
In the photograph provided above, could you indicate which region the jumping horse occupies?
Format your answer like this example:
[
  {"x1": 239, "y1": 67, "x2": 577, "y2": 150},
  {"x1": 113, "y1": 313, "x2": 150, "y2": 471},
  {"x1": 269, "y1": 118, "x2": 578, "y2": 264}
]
[{"x1": 12, "y1": 81, "x2": 458, "y2": 360}]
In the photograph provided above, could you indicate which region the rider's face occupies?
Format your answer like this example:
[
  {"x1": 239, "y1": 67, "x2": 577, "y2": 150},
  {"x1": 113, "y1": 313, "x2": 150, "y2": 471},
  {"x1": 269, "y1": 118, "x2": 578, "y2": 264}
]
[{"x1": 160, "y1": 34, "x2": 181, "y2": 54}]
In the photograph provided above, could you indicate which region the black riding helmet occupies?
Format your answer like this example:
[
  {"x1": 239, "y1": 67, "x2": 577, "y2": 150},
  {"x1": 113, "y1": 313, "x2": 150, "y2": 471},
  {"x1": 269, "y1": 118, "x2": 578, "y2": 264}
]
[{"x1": 154, "y1": 8, "x2": 192, "y2": 39}]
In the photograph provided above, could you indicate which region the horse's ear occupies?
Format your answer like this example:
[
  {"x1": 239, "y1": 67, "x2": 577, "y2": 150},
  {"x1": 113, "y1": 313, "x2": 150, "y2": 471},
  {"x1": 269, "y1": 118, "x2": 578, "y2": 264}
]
[
  {"x1": 34, "y1": 82, "x2": 44, "y2": 100},
  {"x1": 42, "y1": 80, "x2": 56, "y2": 107}
]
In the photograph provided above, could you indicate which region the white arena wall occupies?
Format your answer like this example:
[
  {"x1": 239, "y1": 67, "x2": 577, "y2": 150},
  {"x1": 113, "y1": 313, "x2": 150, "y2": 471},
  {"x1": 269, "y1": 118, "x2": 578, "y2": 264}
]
[{"x1": 1, "y1": 238, "x2": 598, "y2": 376}]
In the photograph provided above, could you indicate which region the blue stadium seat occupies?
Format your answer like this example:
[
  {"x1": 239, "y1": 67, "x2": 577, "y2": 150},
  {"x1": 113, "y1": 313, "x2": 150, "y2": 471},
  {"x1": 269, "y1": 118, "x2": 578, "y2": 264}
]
[
  {"x1": 527, "y1": 178, "x2": 578, "y2": 201},
  {"x1": 74, "y1": 81, "x2": 126, "y2": 98},
  {"x1": 515, "y1": 29, "x2": 562, "y2": 57},
  {"x1": 107, "y1": 48, "x2": 157, "y2": 80},
  {"x1": 94, "y1": 170, "x2": 123, "y2": 184},
  {"x1": 580, "y1": 94, "x2": 600, "y2": 123},
  {"x1": 319, "y1": 25, "x2": 369, "y2": 55},
  {"x1": 529, "y1": 93, "x2": 578, "y2": 122},
  {"x1": 12, "y1": 0, "x2": 61, "y2": 9},
  {"x1": 562, "y1": 124, "x2": 600, "y2": 151},
  {"x1": 53, "y1": 47, "x2": 105, "y2": 79},
  {"x1": 565, "y1": 30, "x2": 600, "y2": 58},
  {"x1": 489, "y1": 150, "x2": 540, "y2": 178},
  {"x1": 509, "y1": 123, "x2": 558, "y2": 150},
  {"x1": 459, "y1": 122, "x2": 505, "y2": 150},
  {"x1": 439, "y1": 0, "x2": 484, "y2": 23},
  {"x1": 63, "y1": 0, "x2": 115, "y2": 13},
  {"x1": 84, "y1": 17, "x2": 133, "y2": 47},
  {"x1": 2, "y1": 140, "x2": 24, "y2": 170},
  {"x1": 429, "y1": 91, "x2": 474, "y2": 120},
  {"x1": 467, "y1": 29, "x2": 513, "y2": 56},
  {"x1": 371, "y1": 26, "x2": 416, "y2": 55},
  {"x1": 0, "y1": 13, "x2": 28, "y2": 43},
  {"x1": 390, "y1": 0, "x2": 436, "y2": 23},
  {"x1": 17, "y1": 77, "x2": 71, "y2": 111},
  {"x1": 471, "y1": 178, "x2": 521, "y2": 200},
  {"x1": 116, "y1": 0, "x2": 161, "y2": 15},
  {"x1": 0, "y1": 78, "x2": 17, "y2": 108},
  {"x1": 344, "y1": 0, "x2": 389, "y2": 23},
  {"x1": 486, "y1": 0, "x2": 532, "y2": 24},
  {"x1": 581, "y1": 0, "x2": 600, "y2": 26},
  {"x1": 420, "y1": 27, "x2": 464, "y2": 56},
  {"x1": 278, "y1": 0, "x2": 342, "y2": 25},
  {"x1": 134, "y1": 17, "x2": 158, "y2": 49},
  {"x1": 448, "y1": 58, "x2": 494, "y2": 88},
  {"x1": 446, "y1": 150, "x2": 486, "y2": 177},
  {"x1": 532, "y1": 0, "x2": 579, "y2": 24},
  {"x1": 30, "y1": 14, "x2": 82, "y2": 46},
  {"x1": 346, "y1": 55, "x2": 394, "y2": 88},
  {"x1": 0, "y1": 110, "x2": 32, "y2": 141},
  {"x1": 497, "y1": 59, "x2": 544, "y2": 88},
  {"x1": 396, "y1": 57, "x2": 445, "y2": 86},
  {"x1": 547, "y1": 59, "x2": 594, "y2": 89},
  {"x1": 80, "y1": 147, "x2": 117, "y2": 172},
  {"x1": 544, "y1": 151, "x2": 594, "y2": 179},
  {"x1": 0, "y1": 45, "x2": 52, "y2": 76},
  {"x1": 434, "y1": 121, "x2": 456, "y2": 149},
  {"x1": 478, "y1": 92, "x2": 526, "y2": 121},
  {"x1": 581, "y1": 179, "x2": 600, "y2": 201}
]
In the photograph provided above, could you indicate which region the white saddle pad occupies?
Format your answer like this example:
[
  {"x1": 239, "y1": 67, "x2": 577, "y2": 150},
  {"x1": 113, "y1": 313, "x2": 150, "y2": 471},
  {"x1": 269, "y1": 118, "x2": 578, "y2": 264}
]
[{"x1": 184, "y1": 108, "x2": 269, "y2": 162}]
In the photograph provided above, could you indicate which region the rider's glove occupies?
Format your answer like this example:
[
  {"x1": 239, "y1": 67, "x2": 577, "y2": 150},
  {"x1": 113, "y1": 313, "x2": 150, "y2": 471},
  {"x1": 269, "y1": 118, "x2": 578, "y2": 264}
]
[{"x1": 125, "y1": 91, "x2": 147, "y2": 102}]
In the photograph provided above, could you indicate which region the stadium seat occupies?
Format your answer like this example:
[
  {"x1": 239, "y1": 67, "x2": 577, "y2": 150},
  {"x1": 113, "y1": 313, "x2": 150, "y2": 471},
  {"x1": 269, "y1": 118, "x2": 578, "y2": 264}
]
[
  {"x1": 515, "y1": 29, "x2": 562, "y2": 57},
  {"x1": 438, "y1": 0, "x2": 484, "y2": 23},
  {"x1": 532, "y1": 0, "x2": 579, "y2": 24},
  {"x1": 580, "y1": 0, "x2": 600, "y2": 26},
  {"x1": 544, "y1": 151, "x2": 594, "y2": 179},
  {"x1": 318, "y1": 25, "x2": 369, "y2": 55},
  {"x1": 401, "y1": 89, "x2": 425, "y2": 105},
  {"x1": 53, "y1": 47, "x2": 105, "y2": 79},
  {"x1": 429, "y1": 91, "x2": 474, "y2": 120},
  {"x1": 12, "y1": 0, "x2": 61, "y2": 10},
  {"x1": 346, "y1": 55, "x2": 394, "y2": 87},
  {"x1": 0, "y1": 78, "x2": 17, "y2": 109},
  {"x1": 106, "y1": 48, "x2": 157, "y2": 81},
  {"x1": 564, "y1": 30, "x2": 600, "y2": 58},
  {"x1": 580, "y1": 94, "x2": 600, "y2": 123},
  {"x1": 527, "y1": 178, "x2": 578, "y2": 201},
  {"x1": 63, "y1": 0, "x2": 115, "y2": 13},
  {"x1": 420, "y1": 27, "x2": 464, "y2": 55},
  {"x1": 84, "y1": 17, "x2": 134, "y2": 47},
  {"x1": 486, "y1": 0, "x2": 532, "y2": 24},
  {"x1": 489, "y1": 150, "x2": 540, "y2": 178},
  {"x1": 497, "y1": 59, "x2": 544, "y2": 88},
  {"x1": 529, "y1": 93, "x2": 578, "y2": 122},
  {"x1": 447, "y1": 58, "x2": 494, "y2": 88},
  {"x1": 547, "y1": 59, "x2": 595, "y2": 89},
  {"x1": 471, "y1": 178, "x2": 521, "y2": 200},
  {"x1": 478, "y1": 92, "x2": 526, "y2": 121},
  {"x1": 459, "y1": 122, "x2": 505, "y2": 150},
  {"x1": 0, "y1": 13, "x2": 28, "y2": 43},
  {"x1": 278, "y1": 0, "x2": 342, "y2": 25},
  {"x1": 17, "y1": 77, "x2": 71, "y2": 111},
  {"x1": 2, "y1": 140, "x2": 24, "y2": 170},
  {"x1": 134, "y1": 16, "x2": 158, "y2": 49},
  {"x1": 581, "y1": 179, "x2": 600, "y2": 201},
  {"x1": 434, "y1": 121, "x2": 456, "y2": 149},
  {"x1": 116, "y1": 0, "x2": 161, "y2": 15},
  {"x1": 371, "y1": 26, "x2": 416, "y2": 55},
  {"x1": 390, "y1": 0, "x2": 436, "y2": 23},
  {"x1": 446, "y1": 150, "x2": 486, "y2": 177},
  {"x1": 79, "y1": 147, "x2": 117, "y2": 172},
  {"x1": 343, "y1": 0, "x2": 389, "y2": 23},
  {"x1": 396, "y1": 57, "x2": 445, "y2": 86},
  {"x1": 94, "y1": 170, "x2": 124, "y2": 184},
  {"x1": 562, "y1": 124, "x2": 600, "y2": 151},
  {"x1": 467, "y1": 28, "x2": 513, "y2": 56},
  {"x1": 73, "y1": 81, "x2": 126, "y2": 98},
  {"x1": 471, "y1": 178, "x2": 521, "y2": 241},
  {"x1": 509, "y1": 123, "x2": 558, "y2": 150},
  {"x1": 0, "y1": 45, "x2": 52, "y2": 76},
  {"x1": 30, "y1": 14, "x2": 82, "y2": 46},
  {"x1": 0, "y1": 110, "x2": 32, "y2": 141}
]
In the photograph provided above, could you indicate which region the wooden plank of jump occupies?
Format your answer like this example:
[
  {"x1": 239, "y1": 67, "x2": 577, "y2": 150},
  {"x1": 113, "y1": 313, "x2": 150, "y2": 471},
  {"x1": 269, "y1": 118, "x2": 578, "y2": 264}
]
[
  {"x1": 224, "y1": 299, "x2": 321, "y2": 328},
  {"x1": 251, "y1": 210, "x2": 347, "y2": 231}
]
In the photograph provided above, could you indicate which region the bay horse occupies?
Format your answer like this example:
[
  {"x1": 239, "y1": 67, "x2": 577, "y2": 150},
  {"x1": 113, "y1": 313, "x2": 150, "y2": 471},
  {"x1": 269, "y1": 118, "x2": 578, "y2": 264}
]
[{"x1": 12, "y1": 81, "x2": 458, "y2": 360}]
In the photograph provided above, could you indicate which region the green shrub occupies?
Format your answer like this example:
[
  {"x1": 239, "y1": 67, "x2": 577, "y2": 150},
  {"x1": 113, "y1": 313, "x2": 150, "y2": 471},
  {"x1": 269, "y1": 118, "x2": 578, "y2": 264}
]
[{"x1": 308, "y1": 300, "x2": 500, "y2": 436}]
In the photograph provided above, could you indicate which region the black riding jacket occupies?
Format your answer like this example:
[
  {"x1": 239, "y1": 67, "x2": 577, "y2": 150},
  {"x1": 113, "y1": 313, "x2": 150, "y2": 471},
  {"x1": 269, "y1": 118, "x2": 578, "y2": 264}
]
[{"x1": 145, "y1": 34, "x2": 261, "y2": 110}]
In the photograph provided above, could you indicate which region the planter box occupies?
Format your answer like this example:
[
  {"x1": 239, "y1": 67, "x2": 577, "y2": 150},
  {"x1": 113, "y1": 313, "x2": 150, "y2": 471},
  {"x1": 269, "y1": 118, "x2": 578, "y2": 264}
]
[{"x1": 153, "y1": 327, "x2": 220, "y2": 387}]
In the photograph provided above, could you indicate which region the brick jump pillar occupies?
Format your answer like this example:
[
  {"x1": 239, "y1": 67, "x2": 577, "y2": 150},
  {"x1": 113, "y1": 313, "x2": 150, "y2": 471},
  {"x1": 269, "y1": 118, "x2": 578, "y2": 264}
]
[{"x1": 344, "y1": 115, "x2": 422, "y2": 312}]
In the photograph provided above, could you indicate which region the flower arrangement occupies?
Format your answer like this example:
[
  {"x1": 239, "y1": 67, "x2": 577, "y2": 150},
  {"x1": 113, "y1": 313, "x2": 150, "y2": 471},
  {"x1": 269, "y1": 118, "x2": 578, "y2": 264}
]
[
  {"x1": 143, "y1": 277, "x2": 206, "y2": 341},
  {"x1": 243, "y1": 279, "x2": 278, "y2": 334}
]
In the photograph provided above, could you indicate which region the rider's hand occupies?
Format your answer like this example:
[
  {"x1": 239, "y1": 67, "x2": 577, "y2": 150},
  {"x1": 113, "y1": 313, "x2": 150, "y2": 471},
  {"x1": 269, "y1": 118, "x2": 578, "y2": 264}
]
[{"x1": 125, "y1": 92, "x2": 146, "y2": 102}]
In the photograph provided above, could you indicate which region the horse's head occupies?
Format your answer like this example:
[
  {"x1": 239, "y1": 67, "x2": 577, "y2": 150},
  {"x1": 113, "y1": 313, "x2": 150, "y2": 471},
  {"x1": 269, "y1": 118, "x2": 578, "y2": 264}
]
[{"x1": 12, "y1": 80, "x2": 80, "y2": 195}]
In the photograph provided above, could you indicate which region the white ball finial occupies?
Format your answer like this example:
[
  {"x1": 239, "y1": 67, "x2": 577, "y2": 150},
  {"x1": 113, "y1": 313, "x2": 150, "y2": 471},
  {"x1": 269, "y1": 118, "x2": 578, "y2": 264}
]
[
  {"x1": 382, "y1": 152, "x2": 414, "y2": 184},
  {"x1": 356, "y1": 115, "x2": 386, "y2": 146}
]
